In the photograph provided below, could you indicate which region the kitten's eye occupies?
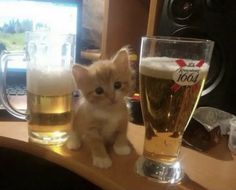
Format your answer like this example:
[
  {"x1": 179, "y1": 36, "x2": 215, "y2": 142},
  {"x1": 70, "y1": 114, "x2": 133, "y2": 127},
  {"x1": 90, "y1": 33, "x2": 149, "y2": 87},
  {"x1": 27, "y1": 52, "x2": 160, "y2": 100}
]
[
  {"x1": 114, "y1": 81, "x2": 122, "y2": 89},
  {"x1": 95, "y1": 87, "x2": 104, "y2": 95}
]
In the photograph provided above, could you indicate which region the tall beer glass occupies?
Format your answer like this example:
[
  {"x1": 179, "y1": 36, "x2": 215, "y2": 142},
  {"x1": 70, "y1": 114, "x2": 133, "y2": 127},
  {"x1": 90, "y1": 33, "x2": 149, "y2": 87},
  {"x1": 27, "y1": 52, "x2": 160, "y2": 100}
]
[
  {"x1": 136, "y1": 36, "x2": 214, "y2": 183},
  {"x1": 0, "y1": 32, "x2": 76, "y2": 145}
]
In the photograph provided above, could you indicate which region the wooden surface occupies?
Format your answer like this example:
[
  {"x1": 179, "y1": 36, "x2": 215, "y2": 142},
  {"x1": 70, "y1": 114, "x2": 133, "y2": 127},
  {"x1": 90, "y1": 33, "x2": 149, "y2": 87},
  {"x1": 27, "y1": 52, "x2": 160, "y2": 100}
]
[
  {"x1": 0, "y1": 120, "x2": 236, "y2": 190},
  {"x1": 82, "y1": 0, "x2": 162, "y2": 60},
  {"x1": 101, "y1": 0, "x2": 149, "y2": 59},
  {"x1": 146, "y1": 0, "x2": 164, "y2": 36}
]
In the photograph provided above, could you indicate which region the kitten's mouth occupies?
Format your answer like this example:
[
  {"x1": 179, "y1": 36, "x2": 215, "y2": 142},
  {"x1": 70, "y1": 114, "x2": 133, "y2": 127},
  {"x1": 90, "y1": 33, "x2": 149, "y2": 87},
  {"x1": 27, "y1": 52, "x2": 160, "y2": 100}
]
[
  {"x1": 109, "y1": 99, "x2": 118, "y2": 105},
  {"x1": 110, "y1": 101, "x2": 117, "y2": 105}
]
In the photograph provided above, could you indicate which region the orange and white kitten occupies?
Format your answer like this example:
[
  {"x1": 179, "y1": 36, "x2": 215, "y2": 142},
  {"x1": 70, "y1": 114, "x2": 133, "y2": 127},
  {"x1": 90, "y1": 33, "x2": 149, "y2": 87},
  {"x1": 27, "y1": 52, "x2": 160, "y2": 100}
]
[{"x1": 67, "y1": 48, "x2": 133, "y2": 168}]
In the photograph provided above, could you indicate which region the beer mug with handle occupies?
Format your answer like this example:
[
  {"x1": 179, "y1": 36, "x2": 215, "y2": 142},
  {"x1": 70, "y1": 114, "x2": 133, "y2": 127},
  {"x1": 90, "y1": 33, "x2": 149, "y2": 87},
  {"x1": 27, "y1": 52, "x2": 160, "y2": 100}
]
[
  {"x1": 0, "y1": 32, "x2": 76, "y2": 146},
  {"x1": 136, "y1": 36, "x2": 214, "y2": 183}
]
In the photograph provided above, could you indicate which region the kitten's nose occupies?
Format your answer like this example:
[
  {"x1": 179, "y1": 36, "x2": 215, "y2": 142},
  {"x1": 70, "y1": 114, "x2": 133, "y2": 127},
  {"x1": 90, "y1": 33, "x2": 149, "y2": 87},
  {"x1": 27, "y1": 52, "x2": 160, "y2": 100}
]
[{"x1": 107, "y1": 93, "x2": 116, "y2": 104}]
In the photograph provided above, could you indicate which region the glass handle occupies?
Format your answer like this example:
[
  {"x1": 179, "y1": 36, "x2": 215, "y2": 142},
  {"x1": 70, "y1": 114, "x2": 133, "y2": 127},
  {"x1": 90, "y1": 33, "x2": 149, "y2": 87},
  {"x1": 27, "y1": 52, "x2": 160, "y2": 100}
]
[{"x1": 0, "y1": 51, "x2": 27, "y2": 120}]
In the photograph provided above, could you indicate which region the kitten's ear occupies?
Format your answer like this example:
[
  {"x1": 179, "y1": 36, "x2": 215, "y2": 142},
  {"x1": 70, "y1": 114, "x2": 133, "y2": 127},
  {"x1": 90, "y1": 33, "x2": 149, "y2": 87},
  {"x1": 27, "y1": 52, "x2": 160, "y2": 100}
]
[
  {"x1": 72, "y1": 64, "x2": 89, "y2": 88},
  {"x1": 112, "y1": 48, "x2": 129, "y2": 71}
]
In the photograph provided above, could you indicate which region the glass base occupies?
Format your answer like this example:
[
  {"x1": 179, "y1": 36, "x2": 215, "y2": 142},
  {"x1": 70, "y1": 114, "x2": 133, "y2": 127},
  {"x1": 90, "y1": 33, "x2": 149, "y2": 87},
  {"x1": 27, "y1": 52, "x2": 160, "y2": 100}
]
[
  {"x1": 29, "y1": 131, "x2": 69, "y2": 146},
  {"x1": 136, "y1": 156, "x2": 184, "y2": 184}
]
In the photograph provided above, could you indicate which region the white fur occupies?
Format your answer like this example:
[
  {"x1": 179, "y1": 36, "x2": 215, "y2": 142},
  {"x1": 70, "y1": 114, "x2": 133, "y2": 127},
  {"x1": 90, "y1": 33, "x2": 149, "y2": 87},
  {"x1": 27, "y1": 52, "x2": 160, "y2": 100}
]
[
  {"x1": 93, "y1": 156, "x2": 112, "y2": 168},
  {"x1": 66, "y1": 132, "x2": 81, "y2": 150},
  {"x1": 113, "y1": 144, "x2": 131, "y2": 155}
]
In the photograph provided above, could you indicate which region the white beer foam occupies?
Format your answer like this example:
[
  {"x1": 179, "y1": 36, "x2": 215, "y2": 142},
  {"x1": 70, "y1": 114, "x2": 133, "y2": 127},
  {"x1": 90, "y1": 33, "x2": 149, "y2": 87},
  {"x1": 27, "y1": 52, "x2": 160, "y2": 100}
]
[
  {"x1": 140, "y1": 57, "x2": 209, "y2": 80},
  {"x1": 27, "y1": 69, "x2": 76, "y2": 96}
]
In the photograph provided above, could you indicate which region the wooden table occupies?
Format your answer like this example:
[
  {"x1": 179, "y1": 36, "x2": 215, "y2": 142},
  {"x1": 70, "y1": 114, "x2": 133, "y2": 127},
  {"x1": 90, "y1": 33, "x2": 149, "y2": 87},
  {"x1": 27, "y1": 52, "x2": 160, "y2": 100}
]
[{"x1": 0, "y1": 120, "x2": 235, "y2": 190}]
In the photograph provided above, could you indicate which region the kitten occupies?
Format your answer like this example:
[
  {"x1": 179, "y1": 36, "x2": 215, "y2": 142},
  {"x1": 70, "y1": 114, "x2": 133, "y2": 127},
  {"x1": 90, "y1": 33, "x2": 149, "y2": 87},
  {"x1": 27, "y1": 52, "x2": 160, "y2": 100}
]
[{"x1": 67, "y1": 47, "x2": 134, "y2": 168}]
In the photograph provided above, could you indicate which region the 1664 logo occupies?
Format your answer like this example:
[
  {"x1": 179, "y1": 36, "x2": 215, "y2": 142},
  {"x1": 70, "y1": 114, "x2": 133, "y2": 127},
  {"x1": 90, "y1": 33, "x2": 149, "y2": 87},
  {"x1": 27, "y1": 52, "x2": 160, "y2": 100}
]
[{"x1": 171, "y1": 59, "x2": 204, "y2": 93}]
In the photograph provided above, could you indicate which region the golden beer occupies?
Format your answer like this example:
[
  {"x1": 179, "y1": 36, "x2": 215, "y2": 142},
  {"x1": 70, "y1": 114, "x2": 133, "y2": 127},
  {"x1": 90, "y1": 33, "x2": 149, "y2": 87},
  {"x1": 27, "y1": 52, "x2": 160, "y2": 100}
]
[
  {"x1": 27, "y1": 92, "x2": 73, "y2": 144},
  {"x1": 27, "y1": 70, "x2": 75, "y2": 145},
  {"x1": 140, "y1": 57, "x2": 209, "y2": 163},
  {"x1": 0, "y1": 32, "x2": 76, "y2": 146}
]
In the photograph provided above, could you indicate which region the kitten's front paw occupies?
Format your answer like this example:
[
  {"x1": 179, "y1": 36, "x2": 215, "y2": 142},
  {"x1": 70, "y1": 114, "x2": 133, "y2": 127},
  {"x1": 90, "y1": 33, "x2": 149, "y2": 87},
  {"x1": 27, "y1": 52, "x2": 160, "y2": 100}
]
[
  {"x1": 113, "y1": 144, "x2": 131, "y2": 155},
  {"x1": 66, "y1": 138, "x2": 81, "y2": 150},
  {"x1": 93, "y1": 156, "x2": 112, "y2": 169}
]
